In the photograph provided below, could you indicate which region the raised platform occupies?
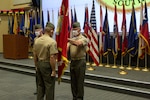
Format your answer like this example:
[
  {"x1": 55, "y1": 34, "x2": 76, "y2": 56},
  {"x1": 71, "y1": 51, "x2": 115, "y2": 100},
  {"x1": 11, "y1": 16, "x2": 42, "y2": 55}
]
[{"x1": 0, "y1": 53, "x2": 150, "y2": 99}]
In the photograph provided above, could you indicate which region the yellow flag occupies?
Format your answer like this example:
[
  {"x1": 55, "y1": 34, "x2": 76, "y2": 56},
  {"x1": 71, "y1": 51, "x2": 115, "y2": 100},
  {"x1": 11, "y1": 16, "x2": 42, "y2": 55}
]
[{"x1": 13, "y1": 13, "x2": 18, "y2": 34}]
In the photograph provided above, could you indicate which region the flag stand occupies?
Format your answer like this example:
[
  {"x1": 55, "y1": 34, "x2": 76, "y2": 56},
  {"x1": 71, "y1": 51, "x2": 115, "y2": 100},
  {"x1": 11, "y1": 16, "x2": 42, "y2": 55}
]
[
  {"x1": 119, "y1": 69, "x2": 127, "y2": 75},
  {"x1": 28, "y1": 55, "x2": 33, "y2": 59},
  {"x1": 92, "y1": 63, "x2": 96, "y2": 66},
  {"x1": 99, "y1": 55, "x2": 103, "y2": 67},
  {"x1": 86, "y1": 62, "x2": 90, "y2": 66},
  {"x1": 142, "y1": 53, "x2": 149, "y2": 72},
  {"x1": 87, "y1": 63, "x2": 95, "y2": 71},
  {"x1": 112, "y1": 57, "x2": 117, "y2": 68},
  {"x1": 126, "y1": 55, "x2": 132, "y2": 70},
  {"x1": 28, "y1": 48, "x2": 33, "y2": 59},
  {"x1": 134, "y1": 56, "x2": 140, "y2": 71},
  {"x1": 105, "y1": 55, "x2": 110, "y2": 67}
]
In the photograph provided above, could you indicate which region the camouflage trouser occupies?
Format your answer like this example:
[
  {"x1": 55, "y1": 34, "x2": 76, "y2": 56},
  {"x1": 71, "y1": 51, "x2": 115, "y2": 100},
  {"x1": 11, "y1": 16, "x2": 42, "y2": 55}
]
[
  {"x1": 37, "y1": 61, "x2": 55, "y2": 100},
  {"x1": 70, "y1": 59, "x2": 86, "y2": 100}
]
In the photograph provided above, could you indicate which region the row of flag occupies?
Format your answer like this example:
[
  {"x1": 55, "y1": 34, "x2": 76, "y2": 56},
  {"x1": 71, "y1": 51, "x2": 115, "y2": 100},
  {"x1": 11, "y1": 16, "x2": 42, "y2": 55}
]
[
  {"x1": 0, "y1": 10, "x2": 24, "y2": 15},
  {"x1": 8, "y1": 9, "x2": 56, "y2": 35},
  {"x1": 86, "y1": 1, "x2": 150, "y2": 64},
  {"x1": 55, "y1": 0, "x2": 150, "y2": 82},
  {"x1": 7, "y1": 0, "x2": 150, "y2": 81}
]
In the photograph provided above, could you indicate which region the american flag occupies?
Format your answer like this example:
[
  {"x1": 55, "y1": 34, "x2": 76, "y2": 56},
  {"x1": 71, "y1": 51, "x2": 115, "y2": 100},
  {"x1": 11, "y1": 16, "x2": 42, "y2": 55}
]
[{"x1": 89, "y1": 0, "x2": 99, "y2": 66}]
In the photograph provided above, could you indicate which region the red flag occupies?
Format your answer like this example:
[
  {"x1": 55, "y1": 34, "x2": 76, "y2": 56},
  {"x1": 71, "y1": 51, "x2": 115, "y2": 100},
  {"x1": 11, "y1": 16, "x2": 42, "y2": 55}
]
[
  {"x1": 121, "y1": 3, "x2": 128, "y2": 56},
  {"x1": 83, "y1": 6, "x2": 91, "y2": 51},
  {"x1": 56, "y1": 0, "x2": 69, "y2": 82},
  {"x1": 99, "y1": 5, "x2": 103, "y2": 56}
]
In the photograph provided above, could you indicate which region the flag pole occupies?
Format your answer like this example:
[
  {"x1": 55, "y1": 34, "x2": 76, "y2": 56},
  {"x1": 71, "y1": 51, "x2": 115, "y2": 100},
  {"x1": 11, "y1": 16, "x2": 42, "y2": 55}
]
[
  {"x1": 87, "y1": 62, "x2": 95, "y2": 71},
  {"x1": 112, "y1": 57, "x2": 117, "y2": 68},
  {"x1": 99, "y1": 55, "x2": 103, "y2": 67},
  {"x1": 119, "y1": 55, "x2": 124, "y2": 69},
  {"x1": 86, "y1": 54, "x2": 90, "y2": 66},
  {"x1": 134, "y1": 54, "x2": 140, "y2": 71},
  {"x1": 142, "y1": 51, "x2": 149, "y2": 71},
  {"x1": 119, "y1": 55, "x2": 127, "y2": 75},
  {"x1": 126, "y1": 55, "x2": 132, "y2": 70},
  {"x1": 105, "y1": 53, "x2": 110, "y2": 67}
]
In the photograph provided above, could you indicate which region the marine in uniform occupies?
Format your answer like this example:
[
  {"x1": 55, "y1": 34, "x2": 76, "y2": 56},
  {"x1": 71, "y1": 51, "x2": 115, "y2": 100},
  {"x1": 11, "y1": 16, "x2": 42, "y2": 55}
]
[
  {"x1": 34, "y1": 24, "x2": 43, "y2": 40},
  {"x1": 33, "y1": 22, "x2": 58, "y2": 100},
  {"x1": 33, "y1": 24, "x2": 43, "y2": 95},
  {"x1": 67, "y1": 22, "x2": 88, "y2": 100}
]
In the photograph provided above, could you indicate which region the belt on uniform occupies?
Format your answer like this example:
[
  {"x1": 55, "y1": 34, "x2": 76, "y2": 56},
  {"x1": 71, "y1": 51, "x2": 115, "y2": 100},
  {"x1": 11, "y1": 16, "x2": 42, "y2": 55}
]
[
  {"x1": 39, "y1": 60, "x2": 49, "y2": 62},
  {"x1": 71, "y1": 57, "x2": 85, "y2": 60}
]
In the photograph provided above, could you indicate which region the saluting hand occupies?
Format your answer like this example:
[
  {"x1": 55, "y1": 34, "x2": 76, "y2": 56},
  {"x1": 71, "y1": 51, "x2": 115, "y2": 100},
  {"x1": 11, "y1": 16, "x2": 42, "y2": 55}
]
[{"x1": 68, "y1": 38, "x2": 82, "y2": 46}]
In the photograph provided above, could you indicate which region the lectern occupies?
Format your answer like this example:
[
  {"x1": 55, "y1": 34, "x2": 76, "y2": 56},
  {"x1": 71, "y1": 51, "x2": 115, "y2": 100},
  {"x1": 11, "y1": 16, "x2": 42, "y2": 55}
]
[{"x1": 3, "y1": 34, "x2": 29, "y2": 59}]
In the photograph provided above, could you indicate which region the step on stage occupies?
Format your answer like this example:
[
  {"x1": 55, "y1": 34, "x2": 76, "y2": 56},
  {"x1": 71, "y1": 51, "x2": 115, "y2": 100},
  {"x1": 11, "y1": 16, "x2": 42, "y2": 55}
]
[{"x1": 0, "y1": 54, "x2": 150, "y2": 99}]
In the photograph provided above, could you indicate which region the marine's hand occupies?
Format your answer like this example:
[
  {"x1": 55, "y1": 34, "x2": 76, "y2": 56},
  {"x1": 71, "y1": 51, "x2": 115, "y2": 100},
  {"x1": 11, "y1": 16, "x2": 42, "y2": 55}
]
[
  {"x1": 68, "y1": 38, "x2": 75, "y2": 44},
  {"x1": 51, "y1": 71, "x2": 56, "y2": 77}
]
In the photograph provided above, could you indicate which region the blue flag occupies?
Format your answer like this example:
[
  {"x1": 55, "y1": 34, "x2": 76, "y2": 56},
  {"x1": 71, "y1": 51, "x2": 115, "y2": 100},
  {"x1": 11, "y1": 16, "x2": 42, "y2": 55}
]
[
  {"x1": 19, "y1": 14, "x2": 25, "y2": 35},
  {"x1": 127, "y1": 4, "x2": 138, "y2": 56},
  {"x1": 8, "y1": 16, "x2": 12, "y2": 34},
  {"x1": 103, "y1": 7, "x2": 111, "y2": 56},
  {"x1": 47, "y1": 10, "x2": 50, "y2": 22},
  {"x1": 29, "y1": 13, "x2": 33, "y2": 33},
  {"x1": 37, "y1": 11, "x2": 40, "y2": 24},
  {"x1": 11, "y1": 15, "x2": 14, "y2": 34},
  {"x1": 74, "y1": 7, "x2": 78, "y2": 22},
  {"x1": 20, "y1": 15, "x2": 25, "y2": 32},
  {"x1": 71, "y1": 8, "x2": 74, "y2": 27},
  {"x1": 42, "y1": 11, "x2": 44, "y2": 29}
]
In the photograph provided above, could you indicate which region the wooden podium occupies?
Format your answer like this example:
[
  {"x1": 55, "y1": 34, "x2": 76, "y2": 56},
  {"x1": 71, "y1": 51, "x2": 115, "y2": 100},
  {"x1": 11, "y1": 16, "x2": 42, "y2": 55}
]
[{"x1": 3, "y1": 34, "x2": 29, "y2": 59}]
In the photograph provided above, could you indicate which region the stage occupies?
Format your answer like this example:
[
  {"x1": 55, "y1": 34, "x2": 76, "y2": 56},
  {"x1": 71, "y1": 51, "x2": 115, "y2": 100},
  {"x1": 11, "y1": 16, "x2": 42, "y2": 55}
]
[{"x1": 0, "y1": 53, "x2": 150, "y2": 99}]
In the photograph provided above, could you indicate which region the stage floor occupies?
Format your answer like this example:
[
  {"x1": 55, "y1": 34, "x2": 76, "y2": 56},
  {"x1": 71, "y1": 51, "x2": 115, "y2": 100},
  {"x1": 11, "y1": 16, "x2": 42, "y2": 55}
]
[{"x1": 0, "y1": 53, "x2": 150, "y2": 83}]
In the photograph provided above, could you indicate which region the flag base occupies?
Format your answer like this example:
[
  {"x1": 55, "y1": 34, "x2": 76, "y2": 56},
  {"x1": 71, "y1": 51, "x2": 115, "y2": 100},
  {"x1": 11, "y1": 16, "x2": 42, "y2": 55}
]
[
  {"x1": 119, "y1": 70, "x2": 127, "y2": 75},
  {"x1": 134, "y1": 67, "x2": 140, "y2": 71},
  {"x1": 99, "y1": 63, "x2": 103, "y2": 67},
  {"x1": 126, "y1": 66, "x2": 132, "y2": 70},
  {"x1": 92, "y1": 63, "x2": 96, "y2": 66},
  {"x1": 119, "y1": 66, "x2": 125, "y2": 69},
  {"x1": 142, "y1": 68, "x2": 149, "y2": 72},
  {"x1": 105, "y1": 64, "x2": 110, "y2": 68},
  {"x1": 87, "y1": 67, "x2": 95, "y2": 71},
  {"x1": 86, "y1": 62, "x2": 90, "y2": 66},
  {"x1": 112, "y1": 65, "x2": 117, "y2": 68},
  {"x1": 28, "y1": 55, "x2": 33, "y2": 59}
]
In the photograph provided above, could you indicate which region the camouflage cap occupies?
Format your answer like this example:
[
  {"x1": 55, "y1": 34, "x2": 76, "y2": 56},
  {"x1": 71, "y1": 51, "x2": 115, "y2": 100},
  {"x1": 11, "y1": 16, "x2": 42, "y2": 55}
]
[
  {"x1": 73, "y1": 22, "x2": 80, "y2": 28},
  {"x1": 46, "y1": 22, "x2": 55, "y2": 29},
  {"x1": 34, "y1": 24, "x2": 42, "y2": 29}
]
